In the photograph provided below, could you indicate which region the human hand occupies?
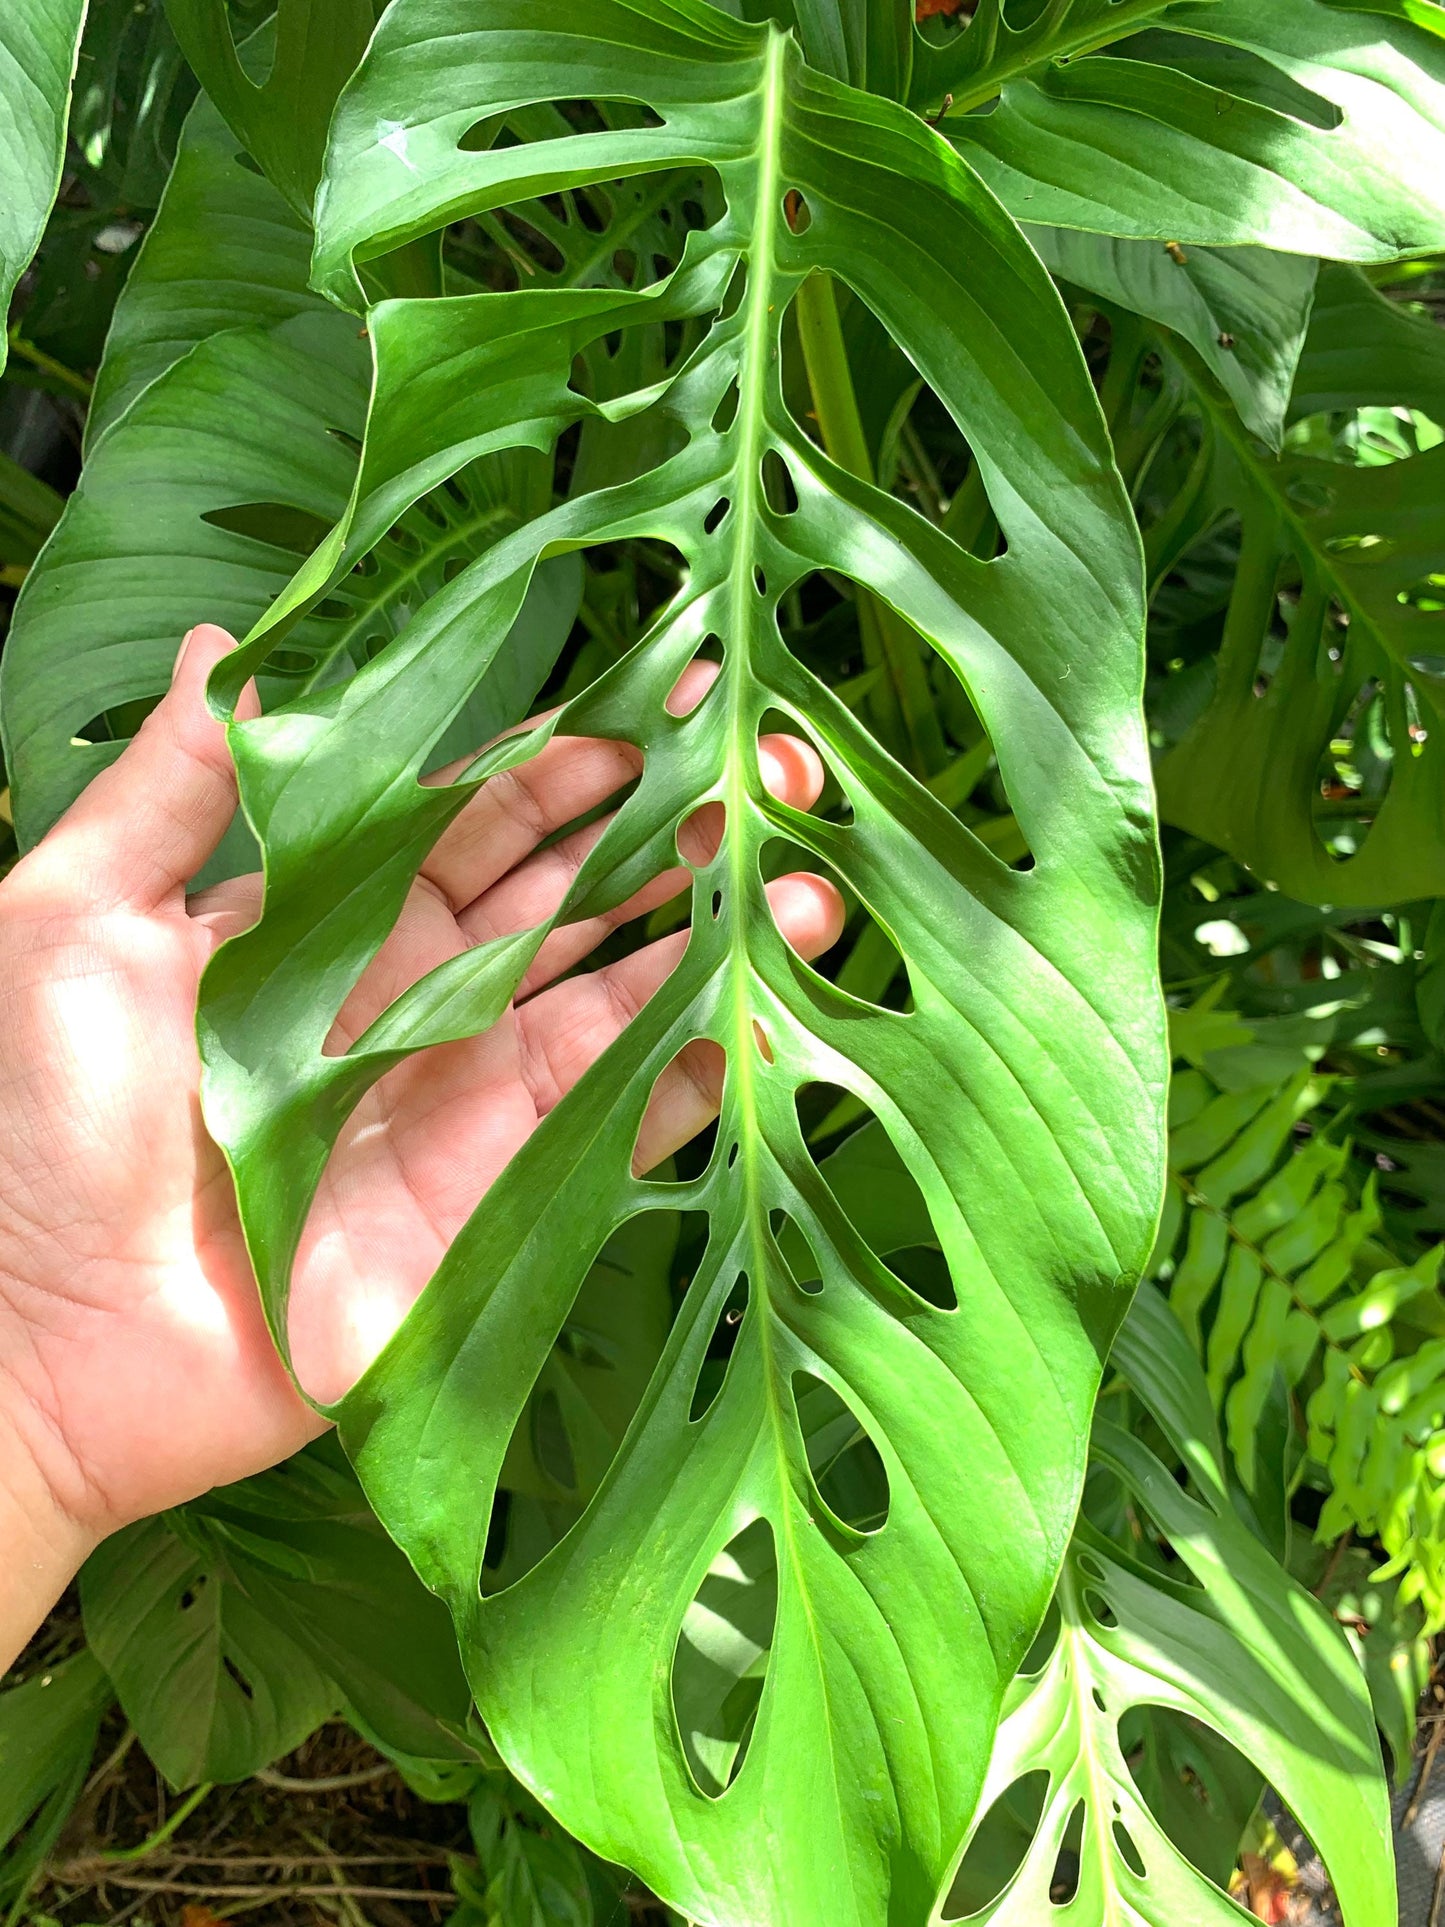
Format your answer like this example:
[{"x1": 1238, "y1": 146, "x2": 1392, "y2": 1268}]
[{"x1": 0, "y1": 624, "x2": 841, "y2": 1656}]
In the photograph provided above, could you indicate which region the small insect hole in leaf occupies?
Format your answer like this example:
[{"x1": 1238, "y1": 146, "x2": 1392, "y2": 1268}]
[
  {"x1": 690, "y1": 1270, "x2": 748, "y2": 1421},
  {"x1": 223, "y1": 1656, "x2": 256, "y2": 1703}
]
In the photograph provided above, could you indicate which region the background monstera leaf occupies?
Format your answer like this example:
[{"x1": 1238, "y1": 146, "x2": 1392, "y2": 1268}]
[
  {"x1": 922, "y1": 0, "x2": 1445, "y2": 261},
  {"x1": 939, "y1": 1288, "x2": 1393, "y2": 1927},
  {"x1": 182, "y1": 1, "x2": 1166, "y2": 1921},
  {"x1": 1155, "y1": 264, "x2": 1445, "y2": 905}
]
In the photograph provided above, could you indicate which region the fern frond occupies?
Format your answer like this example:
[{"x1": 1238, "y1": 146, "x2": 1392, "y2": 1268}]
[{"x1": 1154, "y1": 1011, "x2": 1445, "y2": 1625}]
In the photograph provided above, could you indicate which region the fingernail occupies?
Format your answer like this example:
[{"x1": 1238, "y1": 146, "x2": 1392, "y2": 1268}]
[{"x1": 174, "y1": 626, "x2": 199, "y2": 679}]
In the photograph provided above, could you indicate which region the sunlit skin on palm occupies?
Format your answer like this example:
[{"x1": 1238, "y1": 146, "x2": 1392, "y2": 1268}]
[{"x1": 0, "y1": 624, "x2": 841, "y2": 1668}]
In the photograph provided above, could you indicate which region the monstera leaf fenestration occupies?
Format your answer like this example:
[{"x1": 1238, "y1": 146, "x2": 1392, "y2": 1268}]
[
  {"x1": 188, "y1": 2, "x2": 1166, "y2": 1922},
  {"x1": 0, "y1": 0, "x2": 88, "y2": 376}
]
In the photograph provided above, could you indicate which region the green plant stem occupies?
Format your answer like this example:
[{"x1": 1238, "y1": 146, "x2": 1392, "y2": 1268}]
[
  {"x1": 5, "y1": 330, "x2": 92, "y2": 398},
  {"x1": 795, "y1": 271, "x2": 947, "y2": 777},
  {"x1": 102, "y1": 1782, "x2": 214, "y2": 1863}
]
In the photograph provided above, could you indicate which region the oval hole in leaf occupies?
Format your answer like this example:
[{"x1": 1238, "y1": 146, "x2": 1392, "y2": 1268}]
[
  {"x1": 531, "y1": 1386, "x2": 577, "y2": 1493},
  {"x1": 77, "y1": 692, "x2": 165, "y2": 742},
  {"x1": 1050, "y1": 1802, "x2": 1085, "y2": 1906},
  {"x1": 761, "y1": 448, "x2": 799, "y2": 515},
  {"x1": 941, "y1": 1771, "x2": 1048, "y2": 1919},
  {"x1": 1311, "y1": 672, "x2": 1393, "y2": 863},
  {"x1": 671, "y1": 1516, "x2": 777, "y2": 1798},
  {"x1": 712, "y1": 378, "x2": 741, "y2": 434},
  {"x1": 1112, "y1": 1819, "x2": 1145, "y2": 1878},
  {"x1": 791, "y1": 1371, "x2": 890, "y2": 1533},
  {"x1": 201, "y1": 501, "x2": 333, "y2": 556},
  {"x1": 459, "y1": 98, "x2": 663, "y2": 154},
  {"x1": 783, "y1": 188, "x2": 811, "y2": 234},
  {"x1": 1124, "y1": 1707, "x2": 1264, "y2": 1889}
]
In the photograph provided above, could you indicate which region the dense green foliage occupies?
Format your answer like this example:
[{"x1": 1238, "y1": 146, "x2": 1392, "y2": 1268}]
[{"x1": 2, "y1": 2, "x2": 1444, "y2": 1924}]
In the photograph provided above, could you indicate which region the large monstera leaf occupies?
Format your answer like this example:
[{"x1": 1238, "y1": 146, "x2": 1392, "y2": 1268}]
[
  {"x1": 916, "y1": 0, "x2": 1445, "y2": 261},
  {"x1": 0, "y1": 0, "x2": 88, "y2": 376},
  {"x1": 195, "y1": 2, "x2": 1165, "y2": 1922}
]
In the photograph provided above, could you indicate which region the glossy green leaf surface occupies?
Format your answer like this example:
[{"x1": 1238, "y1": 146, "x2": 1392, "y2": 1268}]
[
  {"x1": 191, "y1": 3, "x2": 1165, "y2": 1921},
  {"x1": 1029, "y1": 228, "x2": 1317, "y2": 449},
  {"x1": 0, "y1": 0, "x2": 88, "y2": 379},
  {"x1": 1156, "y1": 265, "x2": 1445, "y2": 906},
  {"x1": 937, "y1": 1288, "x2": 1393, "y2": 1927},
  {"x1": 81, "y1": 1512, "x2": 339, "y2": 1789},
  {"x1": 84, "y1": 58, "x2": 319, "y2": 448},
  {"x1": 937, "y1": 0, "x2": 1445, "y2": 261}
]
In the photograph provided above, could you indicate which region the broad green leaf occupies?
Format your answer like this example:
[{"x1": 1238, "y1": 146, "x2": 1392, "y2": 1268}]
[
  {"x1": 1028, "y1": 228, "x2": 1317, "y2": 450},
  {"x1": 0, "y1": 448, "x2": 64, "y2": 573},
  {"x1": 81, "y1": 1510, "x2": 339, "y2": 1788},
  {"x1": 0, "y1": 0, "x2": 88, "y2": 377},
  {"x1": 0, "y1": 1649, "x2": 110, "y2": 1855},
  {"x1": 162, "y1": 0, "x2": 374, "y2": 216},
  {"x1": 1154, "y1": 267, "x2": 1445, "y2": 907},
  {"x1": 188, "y1": 1439, "x2": 478, "y2": 1764},
  {"x1": 196, "y1": 4, "x2": 1165, "y2": 1922},
  {"x1": 85, "y1": 43, "x2": 318, "y2": 448},
  {"x1": 936, "y1": 1288, "x2": 1393, "y2": 1926},
  {"x1": 937, "y1": 0, "x2": 1445, "y2": 261}
]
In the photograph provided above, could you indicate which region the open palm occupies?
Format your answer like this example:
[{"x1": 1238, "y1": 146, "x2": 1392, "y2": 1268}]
[{"x1": 0, "y1": 626, "x2": 839, "y2": 1543}]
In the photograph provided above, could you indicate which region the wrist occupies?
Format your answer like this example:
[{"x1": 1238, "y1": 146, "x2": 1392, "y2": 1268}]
[{"x1": 0, "y1": 1382, "x2": 103, "y2": 1674}]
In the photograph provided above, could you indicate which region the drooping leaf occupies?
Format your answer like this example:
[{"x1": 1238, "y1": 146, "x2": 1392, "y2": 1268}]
[
  {"x1": 80, "y1": 1510, "x2": 339, "y2": 1788},
  {"x1": 188, "y1": 1438, "x2": 478, "y2": 1764},
  {"x1": 84, "y1": 41, "x2": 319, "y2": 448},
  {"x1": 194, "y1": 4, "x2": 1165, "y2": 1922},
  {"x1": 161, "y1": 0, "x2": 374, "y2": 216},
  {"x1": 929, "y1": 1, "x2": 1445, "y2": 262},
  {"x1": 1028, "y1": 228, "x2": 1317, "y2": 450},
  {"x1": 0, "y1": 1650, "x2": 111, "y2": 1890},
  {"x1": 0, "y1": 0, "x2": 88, "y2": 377},
  {"x1": 937, "y1": 1287, "x2": 1393, "y2": 1927},
  {"x1": 1154, "y1": 266, "x2": 1445, "y2": 906}
]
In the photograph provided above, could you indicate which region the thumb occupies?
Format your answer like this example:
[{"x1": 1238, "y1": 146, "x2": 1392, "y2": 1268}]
[{"x1": 30, "y1": 625, "x2": 259, "y2": 913}]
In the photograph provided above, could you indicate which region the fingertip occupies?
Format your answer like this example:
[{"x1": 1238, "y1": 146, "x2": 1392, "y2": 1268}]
[
  {"x1": 766, "y1": 871, "x2": 845, "y2": 961},
  {"x1": 174, "y1": 622, "x2": 238, "y2": 684},
  {"x1": 173, "y1": 624, "x2": 259, "y2": 724},
  {"x1": 665, "y1": 655, "x2": 722, "y2": 717},
  {"x1": 759, "y1": 732, "x2": 825, "y2": 810}
]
